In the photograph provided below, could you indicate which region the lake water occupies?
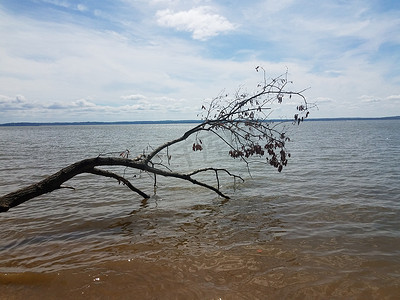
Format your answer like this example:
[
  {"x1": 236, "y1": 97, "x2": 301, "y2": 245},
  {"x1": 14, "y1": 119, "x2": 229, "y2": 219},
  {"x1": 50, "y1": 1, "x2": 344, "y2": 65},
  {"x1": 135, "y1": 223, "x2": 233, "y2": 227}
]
[{"x1": 0, "y1": 120, "x2": 399, "y2": 299}]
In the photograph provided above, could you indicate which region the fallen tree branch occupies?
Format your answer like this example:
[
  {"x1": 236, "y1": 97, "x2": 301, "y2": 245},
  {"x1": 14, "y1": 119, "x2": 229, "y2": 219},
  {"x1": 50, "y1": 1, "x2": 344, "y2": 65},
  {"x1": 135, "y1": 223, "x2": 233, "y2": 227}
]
[
  {"x1": 87, "y1": 168, "x2": 149, "y2": 199},
  {"x1": 0, "y1": 68, "x2": 312, "y2": 213},
  {"x1": 0, "y1": 158, "x2": 142, "y2": 212},
  {"x1": 0, "y1": 157, "x2": 234, "y2": 212}
]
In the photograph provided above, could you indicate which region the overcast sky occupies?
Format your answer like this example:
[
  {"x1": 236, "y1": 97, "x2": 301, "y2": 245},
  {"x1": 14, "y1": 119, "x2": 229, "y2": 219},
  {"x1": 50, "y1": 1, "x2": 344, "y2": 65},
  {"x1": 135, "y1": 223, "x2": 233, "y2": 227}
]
[{"x1": 1, "y1": 0, "x2": 399, "y2": 122}]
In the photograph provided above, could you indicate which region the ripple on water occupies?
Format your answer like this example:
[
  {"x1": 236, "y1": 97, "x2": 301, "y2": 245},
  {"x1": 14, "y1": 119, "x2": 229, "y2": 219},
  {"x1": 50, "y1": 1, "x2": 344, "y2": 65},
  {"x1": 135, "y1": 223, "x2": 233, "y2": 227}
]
[{"x1": 1, "y1": 121, "x2": 400, "y2": 298}]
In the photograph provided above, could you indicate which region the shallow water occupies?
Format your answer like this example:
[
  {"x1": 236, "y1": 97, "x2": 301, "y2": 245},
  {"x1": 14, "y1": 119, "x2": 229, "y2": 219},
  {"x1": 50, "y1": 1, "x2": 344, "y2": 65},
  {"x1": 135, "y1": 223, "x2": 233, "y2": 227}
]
[{"x1": 1, "y1": 121, "x2": 399, "y2": 299}]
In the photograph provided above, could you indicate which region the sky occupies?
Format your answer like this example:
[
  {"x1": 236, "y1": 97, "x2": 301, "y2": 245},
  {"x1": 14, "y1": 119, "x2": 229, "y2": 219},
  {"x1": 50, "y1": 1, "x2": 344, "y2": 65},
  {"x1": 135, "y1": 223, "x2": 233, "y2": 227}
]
[{"x1": 0, "y1": 0, "x2": 400, "y2": 122}]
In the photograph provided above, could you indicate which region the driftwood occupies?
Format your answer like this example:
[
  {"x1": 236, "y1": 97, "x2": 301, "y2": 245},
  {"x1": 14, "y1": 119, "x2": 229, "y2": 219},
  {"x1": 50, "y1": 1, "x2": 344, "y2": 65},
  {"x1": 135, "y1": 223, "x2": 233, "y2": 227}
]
[
  {"x1": 0, "y1": 156, "x2": 241, "y2": 212},
  {"x1": 0, "y1": 68, "x2": 311, "y2": 212}
]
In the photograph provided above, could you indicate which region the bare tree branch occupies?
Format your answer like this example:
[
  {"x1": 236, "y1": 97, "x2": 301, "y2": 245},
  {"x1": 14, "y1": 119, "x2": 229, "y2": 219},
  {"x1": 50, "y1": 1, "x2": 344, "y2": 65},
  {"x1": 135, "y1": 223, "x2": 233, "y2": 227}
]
[
  {"x1": 87, "y1": 168, "x2": 149, "y2": 199},
  {"x1": 0, "y1": 68, "x2": 312, "y2": 213}
]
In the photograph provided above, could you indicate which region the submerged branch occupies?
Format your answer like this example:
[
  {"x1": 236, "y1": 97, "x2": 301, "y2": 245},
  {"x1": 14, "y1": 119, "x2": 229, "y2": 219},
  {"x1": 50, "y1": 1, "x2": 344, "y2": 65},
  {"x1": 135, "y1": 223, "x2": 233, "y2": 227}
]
[
  {"x1": 0, "y1": 156, "x2": 234, "y2": 212},
  {"x1": 1, "y1": 68, "x2": 311, "y2": 213},
  {"x1": 87, "y1": 168, "x2": 149, "y2": 199}
]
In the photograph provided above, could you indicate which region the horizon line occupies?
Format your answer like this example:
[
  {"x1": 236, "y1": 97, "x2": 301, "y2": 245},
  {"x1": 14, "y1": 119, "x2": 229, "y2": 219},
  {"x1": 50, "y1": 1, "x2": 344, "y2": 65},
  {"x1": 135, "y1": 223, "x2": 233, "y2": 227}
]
[{"x1": 1, "y1": 116, "x2": 399, "y2": 126}]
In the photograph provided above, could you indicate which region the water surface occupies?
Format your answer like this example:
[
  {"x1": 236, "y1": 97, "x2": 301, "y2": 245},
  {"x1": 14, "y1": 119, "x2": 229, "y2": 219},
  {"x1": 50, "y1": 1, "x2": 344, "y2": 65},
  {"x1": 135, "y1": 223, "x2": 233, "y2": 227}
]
[{"x1": 1, "y1": 121, "x2": 399, "y2": 299}]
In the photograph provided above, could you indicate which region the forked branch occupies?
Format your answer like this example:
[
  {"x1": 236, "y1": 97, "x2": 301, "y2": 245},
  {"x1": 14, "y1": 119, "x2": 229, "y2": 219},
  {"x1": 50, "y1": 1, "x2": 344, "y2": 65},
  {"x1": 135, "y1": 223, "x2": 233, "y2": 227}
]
[{"x1": 0, "y1": 68, "x2": 311, "y2": 213}]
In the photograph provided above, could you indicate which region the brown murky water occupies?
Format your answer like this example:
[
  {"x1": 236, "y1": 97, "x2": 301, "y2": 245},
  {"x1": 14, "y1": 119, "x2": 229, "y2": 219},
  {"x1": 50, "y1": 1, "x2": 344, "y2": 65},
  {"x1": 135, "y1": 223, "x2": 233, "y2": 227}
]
[{"x1": 1, "y1": 121, "x2": 400, "y2": 299}]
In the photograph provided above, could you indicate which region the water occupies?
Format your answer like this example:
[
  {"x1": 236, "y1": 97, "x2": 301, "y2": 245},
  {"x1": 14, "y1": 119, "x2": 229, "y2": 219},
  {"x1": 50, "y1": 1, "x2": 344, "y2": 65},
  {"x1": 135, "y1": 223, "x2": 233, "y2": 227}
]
[{"x1": 0, "y1": 121, "x2": 399, "y2": 299}]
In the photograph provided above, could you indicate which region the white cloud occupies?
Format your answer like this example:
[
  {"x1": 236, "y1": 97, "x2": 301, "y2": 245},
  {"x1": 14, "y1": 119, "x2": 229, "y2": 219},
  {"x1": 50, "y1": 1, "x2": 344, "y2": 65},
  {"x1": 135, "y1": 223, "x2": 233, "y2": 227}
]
[
  {"x1": 156, "y1": 6, "x2": 236, "y2": 40},
  {"x1": 76, "y1": 4, "x2": 87, "y2": 12},
  {"x1": 42, "y1": 0, "x2": 70, "y2": 9},
  {"x1": 148, "y1": 0, "x2": 180, "y2": 5},
  {"x1": 387, "y1": 95, "x2": 400, "y2": 101},
  {"x1": 359, "y1": 95, "x2": 381, "y2": 103},
  {"x1": 0, "y1": 1, "x2": 399, "y2": 122},
  {"x1": 314, "y1": 97, "x2": 333, "y2": 104},
  {"x1": 72, "y1": 99, "x2": 96, "y2": 108},
  {"x1": 121, "y1": 94, "x2": 147, "y2": 102},
  {"x1": 249, "y1": 0, "x2": 295, "y2": 14},
  {"x1": 0, "y1": 95, "x2": 38, "y2": 110},
  {"x1": 41, "y1": 0, "x2": 88, "y2": 12}
]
